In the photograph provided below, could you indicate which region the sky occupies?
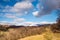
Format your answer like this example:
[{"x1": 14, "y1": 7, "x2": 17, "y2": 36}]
[{"x1": 0, "y1": 0, "x2": 60, "y2": 25}]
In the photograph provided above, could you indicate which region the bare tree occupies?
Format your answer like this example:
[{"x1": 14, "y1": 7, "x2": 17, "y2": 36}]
[
  {"x1": 56, "y1": 10, "x2": 60, "y2": 32},
  {"x1": 57, "y1": 10, "x2": 60, "y2": 26}
]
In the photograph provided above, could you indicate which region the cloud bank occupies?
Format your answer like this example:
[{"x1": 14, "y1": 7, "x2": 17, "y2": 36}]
[{"x1": 33, "y1": 0, "x2": 60, "y2": 17}]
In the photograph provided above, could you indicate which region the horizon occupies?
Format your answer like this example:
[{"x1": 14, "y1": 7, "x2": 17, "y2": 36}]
[{"x1": 0, "y1": 21, "x2": 56, "y2": 26}]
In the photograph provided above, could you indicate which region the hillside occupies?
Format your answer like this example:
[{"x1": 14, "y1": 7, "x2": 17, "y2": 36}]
[
  {"x1": 0, "y1": 24, "x2": 60, "y2": 40},
  {"x1": 19, "y1": 28, "x2": 60, "y2": 40}
]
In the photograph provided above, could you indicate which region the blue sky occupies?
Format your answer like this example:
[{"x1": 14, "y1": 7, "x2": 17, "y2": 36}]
[{"x1": 0, "y1": 0, "x2": 60, "y2": 25}]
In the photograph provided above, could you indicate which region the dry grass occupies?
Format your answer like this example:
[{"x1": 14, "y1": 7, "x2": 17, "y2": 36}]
[
  {"x1": 0, "y1": 26, "x2": 60, "y2": 40},
  {"x1": 18, "y1": 27, "x2": 60, "y2": 40},
  {"x1": 0, "y1": 27, "x2": 46, "y2": 40}
]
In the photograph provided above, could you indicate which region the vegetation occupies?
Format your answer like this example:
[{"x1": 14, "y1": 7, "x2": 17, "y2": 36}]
[
  {"x1": 19, "y1": 27, "x2": 60, "y2": 40},
  {"x1": 0, "y1": 23, "x2": 60, "y2": 40}
]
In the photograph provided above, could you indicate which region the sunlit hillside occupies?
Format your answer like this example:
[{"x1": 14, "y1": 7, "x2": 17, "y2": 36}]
[
  {"x1": 0, "y1": 24, "x2": 60, "y2": 40},
  {"x1": 19, "y1": 28, "x2": 60, "y2": 40}
]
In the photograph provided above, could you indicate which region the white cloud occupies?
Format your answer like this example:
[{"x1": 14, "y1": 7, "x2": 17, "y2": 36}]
[
  {"x1": 0, "y1": 18, "x2": 26, "y2": 25},
  {"x1": 22, "y1": 0, "x2": 36, "y2": 2},
  {"x1": 14, "y1": 1, "x2": 33, "y2": 9},
  {"x1": 22, "y1": 22, "x2": 38, "y2": 26},
  {"x1": 14, "y1": 18, "x2": 25, "y2": 23},
  {"x1": 0, "y1": 21, "x2": 12, "y2": 25},
  {"x1": 0, "y1": 1, "x2": 34, "y2": 22},
  {"x1": 21, "y1": 21, "x2": 56, "y2": 26},
  {"x1": 10, "y1": 18, "x2": 26, "y2": 25},
  {"x1": 11, "y1": 1, "x2": 34, "y2": 14},
  {"x1": 2, "y1": 6, "x2": 12, "y2": 12},
  {"x1": 40, "y1": 21, "x2": 56, "y2": 24},
  {"x1": 1, "y1": 1, "x2": 34, "y2": 17},
  {"x1": 32, "y1": 11, "x2": 39, "y2": 17},
  {"x1": 5, "y1": 13, "x2": 16, "y2": 18},
  {"x1": 0, "y1": 21, "x2": 56, "y2": 26}
]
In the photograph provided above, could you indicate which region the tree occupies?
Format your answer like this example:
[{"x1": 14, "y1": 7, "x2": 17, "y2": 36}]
[
  {"x1": 51, "y1": 10, "x2": 60, "y2": 33},
  {"x1": 57, "y1": 10, "x2": 60, "y2": 26},
  {"x1": 56, "y1": 10, "x2": 60, "y2": 32}
]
